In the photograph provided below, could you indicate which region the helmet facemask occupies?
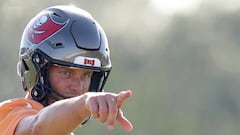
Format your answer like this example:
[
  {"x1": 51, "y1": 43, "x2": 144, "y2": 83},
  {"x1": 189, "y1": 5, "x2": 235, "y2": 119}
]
[{"x1": 23, "y1": 49, "x2": 111, "y2": 106}]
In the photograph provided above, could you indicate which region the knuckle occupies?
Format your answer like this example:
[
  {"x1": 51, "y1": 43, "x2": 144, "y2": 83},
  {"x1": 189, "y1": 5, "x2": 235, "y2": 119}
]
[
  {"x1": 105, "y1": 93, "x2": 113, "y2": 99},
  {"x1": 111, "y1": 107, "x2": 118, "y2": 113},
  {"x1": 90, "y1": 109, "x2": 99, "y2": 119},
  {"x1": 99, "y1": 115, "x2": 107, "y2": 123}
]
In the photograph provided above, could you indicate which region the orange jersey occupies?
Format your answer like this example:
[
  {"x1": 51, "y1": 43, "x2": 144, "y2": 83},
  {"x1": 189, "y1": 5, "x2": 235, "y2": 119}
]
[{"x1": 0, "y1": 98, "x2": 43, "y2": 135}]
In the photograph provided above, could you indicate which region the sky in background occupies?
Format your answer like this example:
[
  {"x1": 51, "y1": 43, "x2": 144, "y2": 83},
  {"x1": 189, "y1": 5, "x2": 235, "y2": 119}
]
[
  {"x1": 149, "y1": 0, "x2": 201, "y2": 15},
  {"x1": 149, "y1": 0, "x2": 240, "y2": 15}
]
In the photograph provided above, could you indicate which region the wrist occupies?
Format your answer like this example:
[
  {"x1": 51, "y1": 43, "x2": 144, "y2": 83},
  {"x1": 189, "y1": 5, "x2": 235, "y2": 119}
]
[{"x1": 74, "y1": 94, "x2": 91, "y2": 121}]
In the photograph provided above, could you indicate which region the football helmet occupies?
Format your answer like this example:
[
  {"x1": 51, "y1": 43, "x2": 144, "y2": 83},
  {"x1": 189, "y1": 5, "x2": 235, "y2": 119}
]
[{"x1": 17, "y1": 5, "x2": 111, "y2": 105}]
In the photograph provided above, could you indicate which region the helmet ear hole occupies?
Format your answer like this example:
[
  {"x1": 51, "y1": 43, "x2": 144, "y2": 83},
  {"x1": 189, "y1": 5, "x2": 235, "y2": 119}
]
[
  {"x1": 18, "y1": 59, "x2": 29, "y2": 76},
  {"x1": 17, "y1": 60, "x2": 30, "y2": 91},
  {"x1": 22, "y1": 59, "x2": 29, "y2": 71}
]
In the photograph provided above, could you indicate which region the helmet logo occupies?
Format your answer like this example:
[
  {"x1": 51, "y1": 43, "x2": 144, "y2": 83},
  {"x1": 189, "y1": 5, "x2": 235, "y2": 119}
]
[{"x1": 27, "y1": 13, "x2": 68, "y2": 44}]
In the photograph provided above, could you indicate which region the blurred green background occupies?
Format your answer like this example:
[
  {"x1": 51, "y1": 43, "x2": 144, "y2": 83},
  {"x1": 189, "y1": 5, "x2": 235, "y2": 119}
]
[{"x1": 1, "y1": 0, "x2": 240, "y2": 135}]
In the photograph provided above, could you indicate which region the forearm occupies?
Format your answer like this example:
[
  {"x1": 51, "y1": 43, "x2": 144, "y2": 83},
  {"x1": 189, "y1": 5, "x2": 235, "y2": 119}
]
[
  {"x1": 34, "y1": 95, "x2": 90, "y2": 134},
  {"x1": 15, "y1": 95, "x2": 90, "y2": 135},
  {"x1": 15, "y1": 90, "x2": 133, "y2": 134}
]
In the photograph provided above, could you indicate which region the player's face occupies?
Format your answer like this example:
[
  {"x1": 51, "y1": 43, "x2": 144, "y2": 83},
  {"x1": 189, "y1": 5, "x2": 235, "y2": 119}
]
[{"x1": 49, "y1": 64, "x2": 93, "y2": 98}]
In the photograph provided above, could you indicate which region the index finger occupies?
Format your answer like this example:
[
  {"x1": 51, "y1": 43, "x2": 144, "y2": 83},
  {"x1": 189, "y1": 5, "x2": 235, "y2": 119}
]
[{"x1": 117, "y1": 90, "x2": 132, "y2": 108}]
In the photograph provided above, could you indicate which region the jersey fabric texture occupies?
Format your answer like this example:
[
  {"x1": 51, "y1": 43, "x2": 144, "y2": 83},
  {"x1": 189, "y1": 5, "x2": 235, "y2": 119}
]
[{"x1": 0, "y1": 98, "x2": 43, "y2": 134}]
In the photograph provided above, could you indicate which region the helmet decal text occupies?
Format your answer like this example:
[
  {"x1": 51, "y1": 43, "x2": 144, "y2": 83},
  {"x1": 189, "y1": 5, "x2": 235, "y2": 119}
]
[
  {"x1": 74, "y1": 56, "x2": 101, "y2": 67},
  {"x1": 27, "y1": 13, "x2": 68, "y2": 44},
  {"x1": 84, "y1": 58, "x2": 95, "y2": 66}
]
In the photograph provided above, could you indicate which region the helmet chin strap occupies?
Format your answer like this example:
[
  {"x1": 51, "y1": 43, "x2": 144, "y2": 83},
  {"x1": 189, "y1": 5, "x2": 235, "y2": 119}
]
[{"x1": 32, "y1": 81, "x2": 67, "y2": 106}]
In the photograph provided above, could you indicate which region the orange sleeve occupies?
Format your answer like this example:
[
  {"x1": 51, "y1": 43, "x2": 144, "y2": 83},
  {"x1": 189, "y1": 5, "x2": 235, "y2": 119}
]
[{"x1": 0, "y1": 98, "x2": 43, "y2": 135}]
